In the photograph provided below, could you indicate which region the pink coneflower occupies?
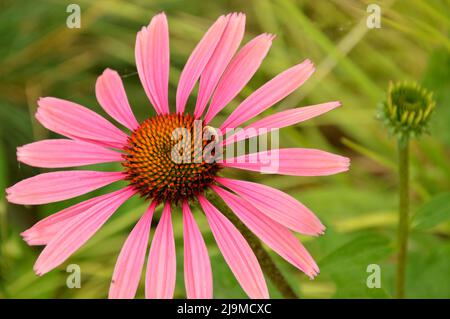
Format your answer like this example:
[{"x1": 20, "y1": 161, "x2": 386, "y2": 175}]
[{"x1": 6, "y1": 12, "x2": 349, "y2": 299}]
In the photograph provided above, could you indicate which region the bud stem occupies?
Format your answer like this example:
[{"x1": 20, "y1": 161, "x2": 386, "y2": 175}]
[
  {"x1": 396, "y1": 138, "x2": 410, "y2": 299},
  {"x1": 207, "y1": 192, "x2": 299, "y2": 299}
]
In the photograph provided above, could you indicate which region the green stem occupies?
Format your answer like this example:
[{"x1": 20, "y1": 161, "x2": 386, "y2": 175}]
[
  {"x1": 207, "y1": 193, "x2": 299, "y2": 299},
  {"x1": 396, "y1": 139, "x2": 410, "y2": 299}
]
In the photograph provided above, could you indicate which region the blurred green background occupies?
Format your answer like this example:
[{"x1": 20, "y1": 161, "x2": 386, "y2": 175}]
[{"x1": 0, "y1": 0, "x2": 449, "y2": 298}]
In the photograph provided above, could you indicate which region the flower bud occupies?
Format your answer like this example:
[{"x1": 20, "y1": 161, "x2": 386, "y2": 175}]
[{"x1": 379, "y1": 81, "x2": 435, "y2": 143}]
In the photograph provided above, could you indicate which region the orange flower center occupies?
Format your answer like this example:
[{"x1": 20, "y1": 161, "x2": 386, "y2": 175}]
[{"x1": 122, "y1": 113, "x2": 221, "y2": 203}]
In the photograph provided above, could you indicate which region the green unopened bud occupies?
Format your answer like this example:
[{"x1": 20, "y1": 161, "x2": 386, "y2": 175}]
[{"x1": 379, "y1": 81, "x2": 435, "y2": 143}]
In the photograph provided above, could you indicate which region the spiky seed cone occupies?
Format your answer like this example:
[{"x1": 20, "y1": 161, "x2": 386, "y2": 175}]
[{"x1": 123, "y1": 113, "x2": 221, "y2": 204}]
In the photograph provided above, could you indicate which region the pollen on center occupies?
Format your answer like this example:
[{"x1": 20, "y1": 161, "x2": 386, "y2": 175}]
[{"x1": 122, "y1": 113, "x2": 221, "y2": 203}]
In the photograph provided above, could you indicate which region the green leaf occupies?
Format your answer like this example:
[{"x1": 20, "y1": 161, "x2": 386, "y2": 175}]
[
  {"x1": 413, "y1": 193, "x2": 450, "y2": 231},
  {"x1": 319, "y1": 233, "x2": 392, "y2": 273},
  {"x1": 319, "y1": 233, "x2": 393, "y2": 298}
]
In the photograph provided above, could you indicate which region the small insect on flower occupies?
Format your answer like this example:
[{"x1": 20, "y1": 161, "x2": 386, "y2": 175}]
[{"x1": 6, "y1": 12, "x2": 350, "y2": 299}]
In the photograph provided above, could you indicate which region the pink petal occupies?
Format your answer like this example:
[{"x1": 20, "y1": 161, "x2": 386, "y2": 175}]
[
  {"x1": 182, "y1": 201, "x2": 213, "y2": 299},
  {"x1": 17, "y1": 139, "x2": 123, "y2": 168},
  {"x1": 109, "y1": 201, "x2": 157, "y2": 299},
  {"x1": 197, "y1": 194, "x2": 269, "y2": 299},
  {"x1": 224, "y1": 101, "x2": 341, "y2": 145},
  {"x1": 194, "y1": 13, "x2": 246, "y2": 119},
  {"x1": 220, "y1": 59, "x2": 315, "y2": 130},
  {"x1": 135, "y1": 13, "x2": 170, "y2": 115},
  {"x1": 6, "y1": 170, "x2": 124, "y2": 205},
  {"x1": 96, "y1": 68, "x2": 140, "y2": 131},
  {"x1": 145, "y1": 202, "x2": 176, "y2": 299},
  {"x1": 204, "y1": 33, "x2": 274, "y2": 124},
  {"x1": 34, "y1": 187, "x2": 137, "y2": 275},
  {"x1": 176, "y1": 15, "x2": 228, "y2": 114},
  {"x1": 216, "y1": 177, "x2": 324, "y2": 236},
  {"x1": 212, "y1": 185, "x2": 319, "y2": 278},
  {"x1": 21, "y1": 190, "x2": 126, "y2": 246},
  {"x1": 36, "y1": 97, "x2": 128, "y2": 149},
  {"x1": 222, "y1": 148, "x2": 350, "y2": 176}
]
